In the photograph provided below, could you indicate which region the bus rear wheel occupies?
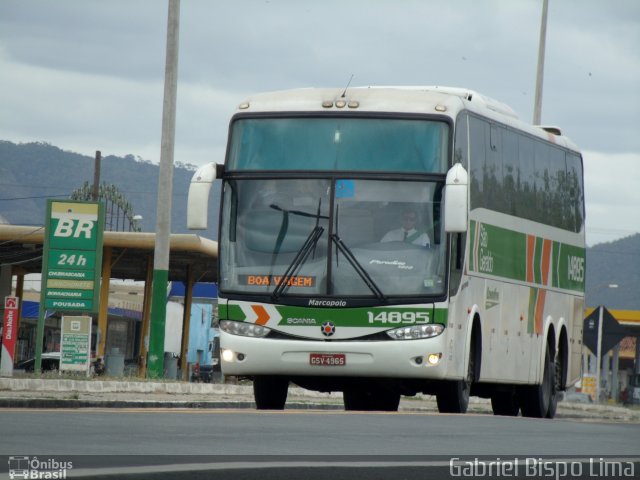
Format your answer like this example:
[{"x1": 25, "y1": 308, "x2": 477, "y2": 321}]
[
  {"x1": 253, "y1": 376, "x2": 289, "y2": 410},
  {"x1": 519, "y1": 345, "x2": 556, "y2": 418},
  {"x1": 546, "y1": 352, "x2": 562, "y2": 419}
]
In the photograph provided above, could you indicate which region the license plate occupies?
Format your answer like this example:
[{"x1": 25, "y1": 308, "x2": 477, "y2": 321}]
[{"x1": 309, "y1": 353, "x2": 346, "y2": 366}]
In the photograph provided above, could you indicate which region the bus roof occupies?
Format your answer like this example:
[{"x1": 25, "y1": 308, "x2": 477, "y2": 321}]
[{"x1": 235, "y1": 86, "x2": 580, "y2": 152}]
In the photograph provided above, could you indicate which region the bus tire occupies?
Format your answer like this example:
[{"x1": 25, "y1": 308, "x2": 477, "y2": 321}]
[
  {"x1": 343, "y1": 388, "x2": 400, "y2": 411},
  {"x1": 491, "y1": 389, "x2": 520, "y2": 416},
  {"x1": 436, "y1": 328, "x2": 477, "y2": 414},
  {"x1": 519, "y1": 345, "x2": 554, "y2": 418},
  {"x1": 253, "y1": 376, "x2": 288, "y2": 410},
  {"x1": 436, "y1": 380, "x2": 470, "y2": 413},
  {"x1": 343, "y1": 389, "x2": 369, "y2": 411},
  {"x1": 546, "y1": 352, "x2": 562, "y2": 419}
]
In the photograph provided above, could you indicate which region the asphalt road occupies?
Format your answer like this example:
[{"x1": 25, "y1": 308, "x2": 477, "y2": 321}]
[{"x1": 1, "y1": 409, "x2": 639, "y2": 479}]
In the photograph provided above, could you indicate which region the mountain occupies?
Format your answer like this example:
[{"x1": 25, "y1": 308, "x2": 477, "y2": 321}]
[
  {"x1": 586, "y1": 233, "x2": 640, "y2": 310},
  {"x1": 0, "y1": 140, "x2": 219, "y2": 240},
  {"x1": 1, "y1": 140, "x2": 638, "y2": 311}
]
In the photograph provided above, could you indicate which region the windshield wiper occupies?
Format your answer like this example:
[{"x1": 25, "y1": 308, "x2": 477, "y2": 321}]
[
  {"x1": 269, "y1": 203, "x2": 329, "y2": 221},
  {"x1": 330, "y1": 233, "x2": 386, "y2": 302},
  {"x1": 270, "y1": 200, "x2": 327, "y2": 260},
  {"x1": 271, "y1": 225, "x2": 325, "y2": 301}
]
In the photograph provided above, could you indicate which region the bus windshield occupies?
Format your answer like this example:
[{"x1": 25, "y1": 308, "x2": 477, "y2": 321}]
[
  {"x1": 220, "y1": 178, "x2": 446, "y2": 299},
  {"x1": 227, "y1": 117, "x2": 449, "y2": 173}
]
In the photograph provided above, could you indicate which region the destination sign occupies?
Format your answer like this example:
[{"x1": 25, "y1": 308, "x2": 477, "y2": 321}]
[{"x1": 239, "y1": 274, "x2": 316, "y2": 288}]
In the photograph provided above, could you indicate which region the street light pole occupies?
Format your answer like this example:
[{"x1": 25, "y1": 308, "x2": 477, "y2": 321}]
[
  {"x1": 148, "y1": 0, "x2": 181, "y2": 378},
  {"x1": 533, "y1": 0, "x2": 549, "y2": 125}
]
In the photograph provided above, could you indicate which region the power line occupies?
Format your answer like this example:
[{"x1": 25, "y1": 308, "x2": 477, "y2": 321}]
[
  {"x1": 0, "y1": 190, "x2": 189, "y2": 202},
  {"x1": 0, "y1": 226, "x2": 45, "y2": 245},
  {"x1": 587, "y1": 249, "x2": 640, "y2": 257},
  {"x1": 0, "y1": 194, "x2": 70, "y2": 201},
  {"x1": 0, "y1": 254, "x2": 43, "y2": 267},
  {"x1": 587, "y1": 226, "x2": 639, "y2": 234},
  {"x1": 0, "y1": 182, "x2": 77, "y2": 189},
  {"x1": 0, "y1": 248, "x2": 43, "y2": 260}
]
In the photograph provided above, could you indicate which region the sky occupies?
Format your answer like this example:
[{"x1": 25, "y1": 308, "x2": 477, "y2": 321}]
[{"x1": 0, "y1": 0, "x2": 638, "y2": 246}]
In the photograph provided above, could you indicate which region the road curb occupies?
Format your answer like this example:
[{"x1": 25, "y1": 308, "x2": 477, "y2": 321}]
[
  {"x1": 0, "y1": 377, "x2": 254, "y2": 395},
  {"x1": 1, "y1": 397, "x2": 638, "y2": 421},
  {"x1": 0, "y1": 398, "x2": 344, "y2": 410}
]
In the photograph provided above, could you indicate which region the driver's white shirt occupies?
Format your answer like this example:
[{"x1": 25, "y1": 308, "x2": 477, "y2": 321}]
[{"x1": 381, "y1": 228, "x2": 431, "y2": 247}]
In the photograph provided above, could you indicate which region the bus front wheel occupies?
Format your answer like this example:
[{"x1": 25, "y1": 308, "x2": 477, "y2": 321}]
[
  {"x1": 437, "y1": 333, "x2": 477, "y2": 414},
  {"x1": 253, "y1": 376, "x2": 289, "y2": 410},
  {"x1": 436, "y1": 379, "x2": 470, "y2": 413},
  {"x1": 491, "y1": 389, "x2": 520, "y2": 416},
  {"x1": 343, "y1": 388, "x2": 401, "y2": 411}
]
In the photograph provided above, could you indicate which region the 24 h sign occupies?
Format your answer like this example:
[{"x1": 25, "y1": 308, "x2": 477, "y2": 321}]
[{"x1": 42, "y1": 201, "x2": 105, "y2": 312}]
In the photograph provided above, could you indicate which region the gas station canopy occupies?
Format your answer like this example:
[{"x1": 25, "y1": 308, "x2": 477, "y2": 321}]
[{"x1": 0, "y1": 225, "x2": 218, "y2": 283}]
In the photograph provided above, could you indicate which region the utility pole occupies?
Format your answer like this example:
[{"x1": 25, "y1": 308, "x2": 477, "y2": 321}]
[
  {"x1": 92, "y1": 151, "x2": 101, "y2": 201},
  {"x1": 533, "y1": 0, "x2": 549, "y2": 125},
  {"x1": 595, "y1": 305, "x2": 604, "y2": 404},
  {"x1": 148, "y1": 0, "x2": 181, "y2": 378}
]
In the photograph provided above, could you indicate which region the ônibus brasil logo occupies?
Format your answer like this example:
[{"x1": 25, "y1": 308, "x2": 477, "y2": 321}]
[
  {"x1": 8, "y1": 456, "x2": 73, "y2": 479},
  {"x1": 321, "y1": 321, "x2": 335, "y2": 337}
]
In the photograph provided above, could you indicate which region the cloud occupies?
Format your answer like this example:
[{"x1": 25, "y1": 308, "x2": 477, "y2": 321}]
[
  {"x1": 174, "y1": 83, "x2": 241, "y2": 164},
  {"x1": 583, "y1": 150, "x2": 640, "y2": 246},
  {"x1": 0, "y1": 51, "x2": 164, "y2": 159},
  {"x1": 0, "y1": 2, "x2": 166, "y2": 80},
  {"x1": 0, "y1": 0, "x2": 638, "y2": 246},
  {"x1": 2, "y1": 0, "x2": 638, "y2": 158}
]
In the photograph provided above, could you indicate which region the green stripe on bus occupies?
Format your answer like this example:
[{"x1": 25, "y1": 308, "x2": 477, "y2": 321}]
[
  {"x1": 469, "y1": 220, "x2": 584, "y2": 293},
  {"x1": 275, "y1": 306, "x2": 445, "y2": 328},
  {"x1": 534, "y1": 237, "x2": 543, "y2": 285},
  {"x1": 552, "y1": 241, "x2": 560, "y2": 288},
  {"x1": 222, "y1": 302, "x2": 449, "y2": 328},
  {"x1": 528, "y1": 288, "x2": 537, "y2": 334},
  {"x1": 469, "y1": 220, "x2": 477, "y2": 272}
]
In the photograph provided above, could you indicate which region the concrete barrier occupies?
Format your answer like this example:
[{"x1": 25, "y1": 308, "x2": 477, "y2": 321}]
[{"x1": 0, "y1": 377, "x2": 337, "y2": 397}]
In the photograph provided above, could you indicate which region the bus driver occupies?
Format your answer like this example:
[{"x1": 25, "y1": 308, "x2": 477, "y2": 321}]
[{"x1": 381, "y1": 208, "x2": 431, "y2": 247}]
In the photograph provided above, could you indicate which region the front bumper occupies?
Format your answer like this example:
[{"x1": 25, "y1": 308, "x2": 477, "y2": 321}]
[{"x1": 219, "y1": 330, "x2": 448, "y2": 379}]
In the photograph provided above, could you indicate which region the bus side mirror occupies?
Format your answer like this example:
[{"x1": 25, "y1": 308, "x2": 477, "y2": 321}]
[
  {"x1": 187, "y1": 163, "x2": 221, "y2": 230},
  {"x1": 444, "y1": 163, "x2": 468, "y2": 233}
]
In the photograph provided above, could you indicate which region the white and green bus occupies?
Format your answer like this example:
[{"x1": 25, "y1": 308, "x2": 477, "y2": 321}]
[{"x1": 187, "y1": 86, "x2": 585, "y2": 417}]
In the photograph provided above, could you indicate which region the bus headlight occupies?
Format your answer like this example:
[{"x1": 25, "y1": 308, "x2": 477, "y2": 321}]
[
  {"x1": 386, "y1": 324, "x2": 444, "y2": 340},
  {"x1": 220, "y1": 320, "x2": 271, "y2": 338},
  {"x1": 427, "y1": 353, "x2": 442, "y2": 365},
  {"x1": 221, "y1": 349, "x2": 235, "y2": 362}
]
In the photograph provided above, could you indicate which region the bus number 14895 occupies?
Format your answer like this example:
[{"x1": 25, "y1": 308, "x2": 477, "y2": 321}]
[{"x1": 367, "y1": 311, "x2": 429, "y2": 324}]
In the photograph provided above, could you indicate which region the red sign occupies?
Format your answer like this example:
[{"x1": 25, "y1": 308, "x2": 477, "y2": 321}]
[{"x1": 1, "y1": 296, "x2": 19, "y2": 376}]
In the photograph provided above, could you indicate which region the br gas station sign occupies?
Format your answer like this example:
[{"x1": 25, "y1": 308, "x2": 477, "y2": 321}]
[
  {"x1": 35, "y1": 200, "x2": 104, "y2": 373},
  {"x1": 43, "y1": 201, "x2": 104, "y2": 311}
]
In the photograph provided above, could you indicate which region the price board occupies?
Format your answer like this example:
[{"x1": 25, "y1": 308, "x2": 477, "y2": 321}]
[{"x1": 60, "y1": 315, "x2": 92, "y2": 374}]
